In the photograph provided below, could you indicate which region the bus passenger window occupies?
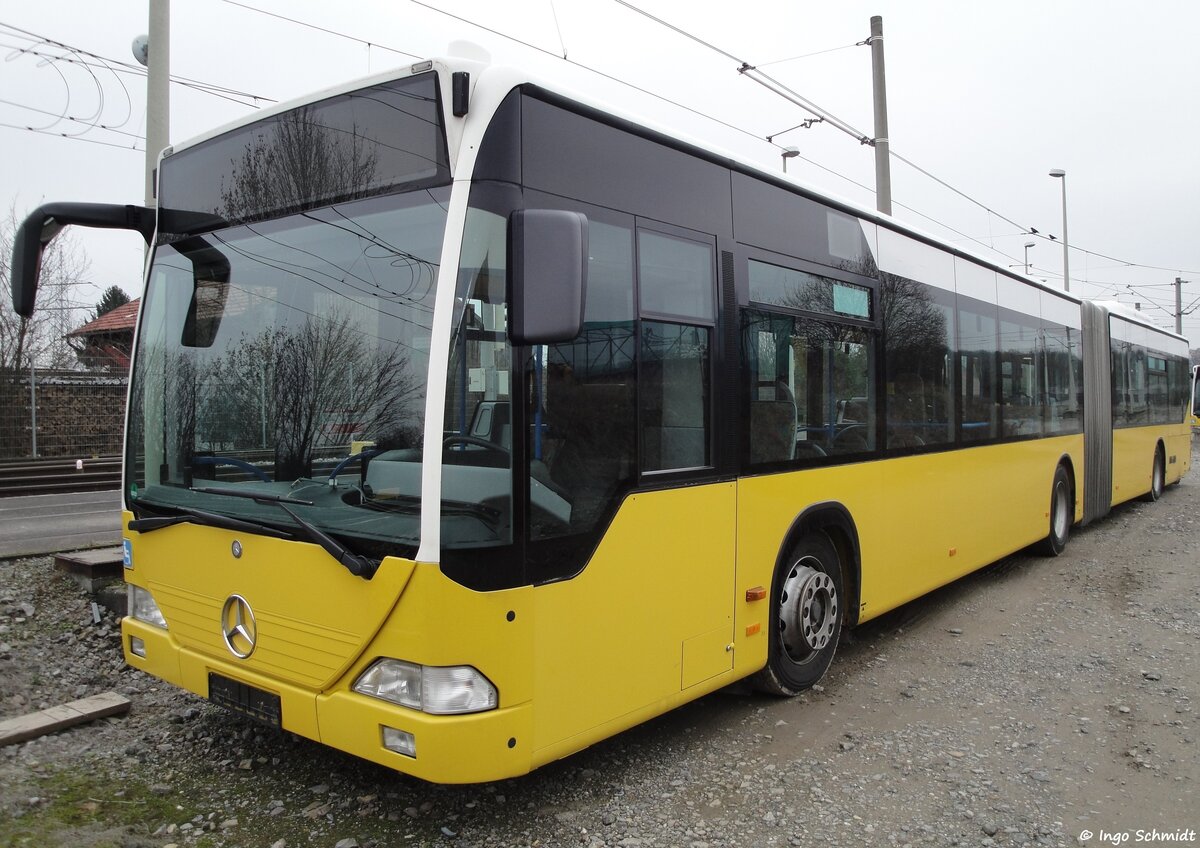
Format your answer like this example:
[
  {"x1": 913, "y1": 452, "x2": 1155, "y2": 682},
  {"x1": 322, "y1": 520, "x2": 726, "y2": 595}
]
[
  {"x1": 999, "y1": 314, "x2": 1043, "y2": 437},
  {"x1": 742, "y1": 309, "x2": 874, "y2": 464},
  {"x1": 1043, "y1": 325, "x2": 1082, "y2": 435},
  {"x1": 959, "y1": 304, "x2": 998, "y2": 442},
  {"x1": 1147, "y1": 354, "x2": 1169, "y2": 424},
  {"x1": 635, "y1": 226, "x2": 716, "y2": 473},
  {"x1": 638, "y1": 230, "x2": 715, "y2": 322},
  {"x1": 882, "y1": 276, "x2": 953, "y2": 448},
  {"x1": 641, "y1": 322, "x2": 711, "y2": 471}
]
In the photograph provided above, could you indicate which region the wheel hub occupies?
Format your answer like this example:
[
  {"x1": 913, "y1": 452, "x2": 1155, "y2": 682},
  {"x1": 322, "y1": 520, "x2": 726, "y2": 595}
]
[{"x1": 779, "y1": 557, "x2": 838, "y2": 660}]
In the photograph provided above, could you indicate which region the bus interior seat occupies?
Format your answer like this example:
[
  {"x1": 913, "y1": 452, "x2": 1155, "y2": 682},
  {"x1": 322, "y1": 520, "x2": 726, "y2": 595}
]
[
  {"x1": 831, "y1": 424, "x2": 869, "y2": 453},
  {"x1": 838, "y1": 397, "x2": 868, "y2": 423},
  {"x1": 749, "y1": 400, "x2": 797, "y2": 464}
]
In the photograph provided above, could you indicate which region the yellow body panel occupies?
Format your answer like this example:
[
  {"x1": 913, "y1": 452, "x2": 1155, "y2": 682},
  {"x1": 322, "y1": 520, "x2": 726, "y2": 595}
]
[
  {"x1": 1164, "y1": 428, "x2": 1191, "y2": 485},
  {"x1": 123, "y1": 432, "x2": 1151, "y2": 784},
  {"x1": 1111, "y1": 424, "x2": 1191, "y2": 506},
  {"x1": 735, "y1": 436, "x2": 1083, "y2": 641},
  {"x1": 529, "y1": 484, "x2": 736, "y2": 763},
  {"x1": 326, "y1": 561, "x2": 535, "y2": 782},
  {"x1": 121, "y1": 515, "x2": 415, "y2": 689}
]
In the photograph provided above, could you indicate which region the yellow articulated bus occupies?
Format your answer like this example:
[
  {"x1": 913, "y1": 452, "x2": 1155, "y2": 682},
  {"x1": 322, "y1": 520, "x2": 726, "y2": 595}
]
[{"x1": 11, "y1": 56, "x2": 1192, "y2": 783}]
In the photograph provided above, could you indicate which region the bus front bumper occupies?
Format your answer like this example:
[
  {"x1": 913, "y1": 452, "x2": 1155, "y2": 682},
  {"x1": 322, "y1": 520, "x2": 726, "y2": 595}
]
[{"x1": 122, "y1": 617, "x2": 534, "y2": 784}]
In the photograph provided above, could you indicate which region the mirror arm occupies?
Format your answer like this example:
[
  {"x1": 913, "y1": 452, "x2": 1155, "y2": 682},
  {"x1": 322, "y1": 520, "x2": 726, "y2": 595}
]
[{"x1": 11, "y1": 203, "x2": 157, "y2": 318}]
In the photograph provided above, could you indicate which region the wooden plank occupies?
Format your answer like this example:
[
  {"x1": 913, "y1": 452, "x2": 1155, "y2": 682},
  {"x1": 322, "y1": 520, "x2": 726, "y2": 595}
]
[
  {"x1": 0, "y1": 692, "x2": 131, "y2": 747},
  {"x1": 55, "y1": 547, "x2": 124, "y2": 574},
  {"x1": 54, "y1": 547, "x2": 126, "y2": 593}
]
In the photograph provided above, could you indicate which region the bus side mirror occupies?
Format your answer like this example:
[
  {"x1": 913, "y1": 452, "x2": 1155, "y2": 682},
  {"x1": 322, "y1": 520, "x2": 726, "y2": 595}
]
[
  {"x1": 10, "y1": 203, "x2": 157, "y2": 318},
  {"x1": 508, "y1": 209, "x2": 588, "y2": 345}
]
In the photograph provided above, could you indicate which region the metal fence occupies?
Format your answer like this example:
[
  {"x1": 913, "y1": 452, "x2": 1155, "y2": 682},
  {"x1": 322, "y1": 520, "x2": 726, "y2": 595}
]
[{"x1": 0, "y1": 369, "x2": 127, "y2": 460}]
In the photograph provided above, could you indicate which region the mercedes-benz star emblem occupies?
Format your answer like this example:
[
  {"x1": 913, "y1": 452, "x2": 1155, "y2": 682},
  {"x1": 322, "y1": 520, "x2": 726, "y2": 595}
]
[{"x1": 220, "y1": 594, "x2": 257, "y2": 659}]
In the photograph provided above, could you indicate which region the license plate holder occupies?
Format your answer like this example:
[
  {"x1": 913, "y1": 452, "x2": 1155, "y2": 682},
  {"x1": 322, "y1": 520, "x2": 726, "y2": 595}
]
[{"x1": 208, "y1": 672, "x2": 282, "y2": 728}]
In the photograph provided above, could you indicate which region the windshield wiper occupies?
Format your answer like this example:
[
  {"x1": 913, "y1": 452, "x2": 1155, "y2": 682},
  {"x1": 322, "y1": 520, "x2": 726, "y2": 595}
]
[
  {"x1": 194, "y1": 486, "x2": 376, "y2": 578},
  {"x1": 272, "y1": 502, "x2": 377, "y2": 578},
  {"x1": 128, "y1": 505, "x2": 292, "y2": 539},
  {"x1": 190, "y1": 486, "x2": 312, "y2": 505}
]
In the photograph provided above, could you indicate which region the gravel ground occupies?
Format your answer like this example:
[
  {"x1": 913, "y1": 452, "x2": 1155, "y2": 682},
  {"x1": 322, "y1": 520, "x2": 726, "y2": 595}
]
[{"x1": 1, "y1": 441, "x2": 1197, "y2": 848}]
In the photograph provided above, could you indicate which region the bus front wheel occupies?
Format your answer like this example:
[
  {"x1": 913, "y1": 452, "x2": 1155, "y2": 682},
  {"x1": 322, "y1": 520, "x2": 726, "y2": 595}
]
[
  {"x1": 1038, "y1": 464, "x2": 1073, "y2": 557},
  {"x1": 752, "y1": 533, "x2": 843, "y2": 696}
]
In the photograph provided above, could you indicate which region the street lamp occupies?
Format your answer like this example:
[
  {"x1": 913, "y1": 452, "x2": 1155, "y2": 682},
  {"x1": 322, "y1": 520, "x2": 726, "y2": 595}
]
[
  {"x1": 1024, "y1": 241, "x2": 1035, "y2": 276},
  {"x1": 782, "y1": 146, "x2": 800, "y2": 173},
  {"x1": 1049, "y1": 169, "x2": 1069, "y2": 292}
]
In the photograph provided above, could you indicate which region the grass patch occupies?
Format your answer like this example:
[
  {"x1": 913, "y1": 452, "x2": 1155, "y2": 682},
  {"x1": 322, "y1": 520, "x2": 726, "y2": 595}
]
[{"x1": 0, "y1": 768, "x2": 199, "y2": 847}]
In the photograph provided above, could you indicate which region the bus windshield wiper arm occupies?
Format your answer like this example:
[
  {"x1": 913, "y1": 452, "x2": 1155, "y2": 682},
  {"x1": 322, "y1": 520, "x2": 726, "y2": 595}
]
[
  {"x1": 128, "y1": 506, "x2": 292, "y2": 538},
  {"x1": 270, "y1": 502, "x2": 377, "y2": 578},
  {"x1": 190, "y1": 486, "x2": 313, "y2": 505},
  {"x1": 192, "y1": 486, "x2": 376, "y2": 577}
]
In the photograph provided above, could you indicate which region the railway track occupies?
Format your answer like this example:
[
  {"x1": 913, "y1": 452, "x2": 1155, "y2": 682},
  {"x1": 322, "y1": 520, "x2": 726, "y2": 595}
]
[{"x1": 0, "y1": 455, "x2": 122, "y2": 497}]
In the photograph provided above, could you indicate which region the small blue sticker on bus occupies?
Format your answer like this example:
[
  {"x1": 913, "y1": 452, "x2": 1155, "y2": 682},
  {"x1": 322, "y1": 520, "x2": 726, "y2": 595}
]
[{"x1": 123, "y1": 539, "x2": 132, "y2": 569}]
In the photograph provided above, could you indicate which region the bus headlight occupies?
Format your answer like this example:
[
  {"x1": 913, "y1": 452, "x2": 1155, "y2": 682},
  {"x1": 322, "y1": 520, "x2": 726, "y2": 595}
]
[
  {"x1": 353, "y1": 659, "x2": 497, "y2": 715},
  {"x1": 127, "y1": 585, "x2": 167, "y2": 629}
]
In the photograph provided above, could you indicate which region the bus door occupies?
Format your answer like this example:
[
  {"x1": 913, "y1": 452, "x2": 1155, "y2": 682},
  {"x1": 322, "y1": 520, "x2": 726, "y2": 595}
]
[{"x1": 526, "y1": 220, "x2": 735, "y2": 751}]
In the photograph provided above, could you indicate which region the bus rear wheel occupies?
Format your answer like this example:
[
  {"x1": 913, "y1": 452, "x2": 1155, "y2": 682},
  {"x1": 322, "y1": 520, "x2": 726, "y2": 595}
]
[
  {"x1": 1038, "y1": 464, "x2": 1073, "y2": 557},
  {"x1": 752, "y1": 533, "x2": 843, "y2": 696},
  {"x1": 1143, "y1": 447, "x2": 1165, "y2": 502}
]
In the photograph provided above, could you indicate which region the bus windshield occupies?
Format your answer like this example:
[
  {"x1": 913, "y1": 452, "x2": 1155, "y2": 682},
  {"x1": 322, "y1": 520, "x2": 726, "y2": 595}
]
[{"x1": 125, "y1": 187, "x2": 449, "y2": 560}]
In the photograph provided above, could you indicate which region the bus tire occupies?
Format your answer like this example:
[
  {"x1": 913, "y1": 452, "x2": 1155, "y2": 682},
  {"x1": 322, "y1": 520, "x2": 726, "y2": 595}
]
[
  {"x1": 1038, "y1": 464, "x2": 1073, "y2": 557},
  {"x1": 1142, "y1": 446, "x2": 1165, "y2": 502},
  {"x1": 752, "y1": 533, "x2": 843, "y2": 696}
]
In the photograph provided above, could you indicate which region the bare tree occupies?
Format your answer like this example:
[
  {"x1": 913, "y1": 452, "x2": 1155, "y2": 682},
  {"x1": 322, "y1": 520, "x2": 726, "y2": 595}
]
[
  {"x1": 190, "y1": 312, "x2": 421, "y2": 480},
  {"x1": 272, "y1": 313, "x2": 420, "y2": 479},
  {"x1": 0, "y1": 204, "x2": 92, "y2": 372},
  {"x1": 217, "y1": 107, "x2": 380, "y2": 223}
]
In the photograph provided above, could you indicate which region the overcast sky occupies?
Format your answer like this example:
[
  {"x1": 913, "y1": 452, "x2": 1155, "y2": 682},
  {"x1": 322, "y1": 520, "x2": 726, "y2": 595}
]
[{"x1": 3, "y1": 0, "x2": 1198, "y2": 346}]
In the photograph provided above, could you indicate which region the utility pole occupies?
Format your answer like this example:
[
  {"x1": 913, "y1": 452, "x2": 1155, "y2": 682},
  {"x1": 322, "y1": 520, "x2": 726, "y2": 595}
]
[
  {"x1": 145, "y1": 0, "x2": 170, "y2": 209},
  {"x1": 870, "y1": 15, "x2": 892, "y2": 216},
  {"x1": 1175, "y1": 277, "x2": 1185, "y2": 335},
  {"x1": 1049, "y1": 169, "x2": 1069, "y2": 292}
]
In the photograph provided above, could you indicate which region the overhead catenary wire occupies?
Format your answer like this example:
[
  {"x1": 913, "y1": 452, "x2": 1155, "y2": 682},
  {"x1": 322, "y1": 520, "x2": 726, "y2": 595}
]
[
  {"x1": 755, "y1": 41, "x2": 865, "y2": 69},
  {"x1": 608, "y1": 1, "x2": 1200, "y2": 286},
  {"x1": 0, "y1": 20, "x2": 279, "y2": 153},
  {"x1": 608, "y1": 1, "x2": 873, "y2": 143},
  {"x1": 0, "y1": 97, "x2": 146, "y2": 140},
  {"x1": 0, "y1": 24, "x2": 275, "y2": 107},
  {"x1": 548, "y1": 0, "x2": 568, "y2": 60},
  {"x1": 407, "y1": 0, "x2": 782, "y2": 154},
  {"x1": 336, "y1": 0, "x2": 1188, "y2": 289},
  {"x1": 409, "y1": 0, "x2": 1014, "y2": 267},
  {"x1": 216, "y1": 0, "x2": 423, "y2": 61},
  {"x1": 6, "y1": 7, "x2": 1194, "y2": 316},
  {"x1": 0, "y1": 122, "x2": 143, "y2": 151}
]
